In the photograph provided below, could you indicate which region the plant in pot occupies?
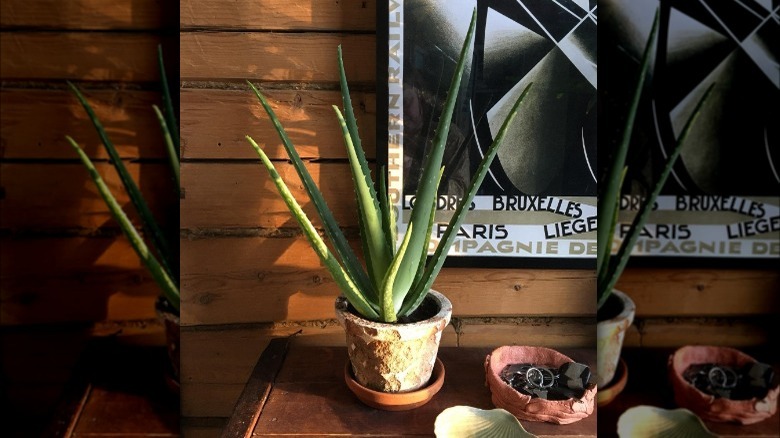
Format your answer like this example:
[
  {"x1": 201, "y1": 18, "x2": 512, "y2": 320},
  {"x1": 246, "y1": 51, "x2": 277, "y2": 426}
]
[
  {"x1": 245, "y1": 9, "x2": 532, "y2": 409},
  {"x1": 596, "y1": 8, "x2": 714, "y2": 402},
  {"x1": 64, "y1": 45, "x2": 181, "y2": 391}
]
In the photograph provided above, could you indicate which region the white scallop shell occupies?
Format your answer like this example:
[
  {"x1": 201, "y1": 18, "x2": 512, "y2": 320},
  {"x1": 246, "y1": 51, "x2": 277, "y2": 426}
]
[
  {"x1": 434, "y1": 406, "x2": 536, "y2": 438},
  {"x1": 617, "y1": 406, "x2": 717, "y2": 438}
]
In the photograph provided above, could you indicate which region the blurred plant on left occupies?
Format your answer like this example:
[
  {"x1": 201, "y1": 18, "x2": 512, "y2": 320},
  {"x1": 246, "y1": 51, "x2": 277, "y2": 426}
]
[{"x1": 64, "y1": 44, "x2": 180, "y2": 313}]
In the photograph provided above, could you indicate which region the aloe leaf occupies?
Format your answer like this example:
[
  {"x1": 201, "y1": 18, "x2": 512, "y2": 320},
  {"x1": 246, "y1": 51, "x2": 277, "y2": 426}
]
[
  {"x1": 596, "y1": 166, "x2": 627, "y2": 306},
  {"x1": 401, "y1": 82, "x2": 533, "y2": 316},
  {"x1": 599, "y1": 82, "x2": 715, "y2": 308},
  {"x1": 337, "y1": 46, "x2": 390, "y2": 280},
  {"x1": 247, "y1": 81, "x2": 375, "y2": 300},
  {"x1": 333, "y1": 105, "x2": 391, "y2": 290},
  {"x1": 392, "y1": 8, "x2": 479, "y2": 305},
  {"x1": 388, "y1": 195, "x2": 397, "y2": 255},
  {"x1": 66, "y1": 136, "x2": 180, "y2": 311},
  {"x1": 378, "y1": 166, "x2": 395, "y2": 254},
  {"x1": 412, "y1": 166, "x2": 445, "y2": 294},
  {"x1": 337, "y1": 45, "x2": 365, "y2": 162},
  {"x1": 597, "y1": 9, "x2": 659, "y2": 299},
  {"x1": 157, "y1": 44, "x2": 179, "y2": 156},
  {"x1": 152, "y1": 104, "x2": 180, "y2": 192},
  {"x1": 380, "y1": 222, "x2": 415, "y2": 322},
  {"x1": 353, "y1": 193, "x2": 379, "y2": 303},
  {"x1": 246, "y1": 135, "x2": 379, "y2": 319},
  {"x1": 68, "y1": 81, "x2": 175, "y2": 284}
]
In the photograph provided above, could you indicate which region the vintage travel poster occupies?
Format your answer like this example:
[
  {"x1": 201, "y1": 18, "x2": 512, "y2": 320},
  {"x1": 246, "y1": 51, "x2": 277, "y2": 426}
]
[
  {"x1": 601, "y1": 0, "x2": 779, "y2": 259},
  {"x1": 379, "y1": 0, "x2": 598, "y2": 266}
]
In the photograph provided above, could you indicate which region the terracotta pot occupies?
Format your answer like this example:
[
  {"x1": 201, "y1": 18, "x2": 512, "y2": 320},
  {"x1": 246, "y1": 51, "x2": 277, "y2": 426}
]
[
  {"x1": 335, "y1": 290, "x2": 451, "y2": 393},
  {"x1": 596, "y1": 289, "x2": 635, "y2": 388},
  {"x1": 344, "y1": 357, "x2": 445, "y2": 411},
  {"x1": 155, "y1": 297, "x2": 180, "y2": 394},
  {"x1": 597, "y1": 358, "x2": 628, "y2": 407},
  {"x1": 484, "y1": 346, "x2": 596, "y2": 424},
  {"x1": 669, "y1": 345, "x2": 779, "y2": 424}
]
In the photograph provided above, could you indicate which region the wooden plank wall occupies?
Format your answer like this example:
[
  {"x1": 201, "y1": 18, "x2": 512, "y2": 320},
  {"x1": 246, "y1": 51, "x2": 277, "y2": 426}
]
[
  {"x1": 1, "y1": 0, "x2": 178, "y2": 324},
  {"x1": 178, "y1": 1, "x2": 595, "y2": 433},
  {"x1": 616, "y1": 267, "x2": 779, "y2": 348},
  {"x1": 0, "y1": 0, "x2": 177, "y2": 433}
]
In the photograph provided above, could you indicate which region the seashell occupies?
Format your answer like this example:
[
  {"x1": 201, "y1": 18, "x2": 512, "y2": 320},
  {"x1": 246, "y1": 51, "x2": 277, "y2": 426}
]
[
  {"x1": 434, "y1": 406, "x2": 536, "y2": 438},
  {"x1": 617, "y1": 405, "x2": 717, "y2": 438}
]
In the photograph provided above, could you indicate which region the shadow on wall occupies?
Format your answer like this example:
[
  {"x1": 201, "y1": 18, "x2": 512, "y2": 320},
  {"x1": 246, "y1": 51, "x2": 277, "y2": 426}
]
[{"x1": 0, "y1": 1, "x2": 179, "y2": 325}]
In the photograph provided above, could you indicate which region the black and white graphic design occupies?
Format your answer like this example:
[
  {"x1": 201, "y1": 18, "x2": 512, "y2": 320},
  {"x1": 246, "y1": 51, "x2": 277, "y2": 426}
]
[
  {"x1": 601, "y1": 0, "x2": 779, "y2": 259},
  {"x1": 382, "y1": 0, "x2": 598, "y2": 264}
]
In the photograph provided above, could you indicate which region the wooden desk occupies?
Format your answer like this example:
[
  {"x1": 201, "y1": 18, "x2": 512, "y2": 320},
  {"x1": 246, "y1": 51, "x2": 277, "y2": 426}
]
[
  {"x1": 223, "y1": 339, "x2": 597, "y2": 437},
  {"x1": 598, "y1": 348, "x2": 780, "y2": 437},
  {"x1": 44, "y1": 338, "x2": 180, "y2": 437}
]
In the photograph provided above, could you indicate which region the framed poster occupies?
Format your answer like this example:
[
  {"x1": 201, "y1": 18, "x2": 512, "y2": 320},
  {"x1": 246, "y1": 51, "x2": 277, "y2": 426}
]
[
  {"x1": 377, "y1": 0, "x2": 598, "y2": 268},
  {"x1": 600, "y1": 0, "x2": 779, "y2": 261}
]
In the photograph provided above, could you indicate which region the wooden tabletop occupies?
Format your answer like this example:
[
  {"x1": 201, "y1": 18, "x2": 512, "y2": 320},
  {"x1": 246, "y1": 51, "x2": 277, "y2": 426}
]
[
  {"x1": 222, "y1": 339, "x2": 597, "y2": 437},
  {"x1": 44, "y1": 338, "x2": 180, "y2": 437},
  {"x1": 597, "y1": 347, "x2": 780, "y2": 438}
]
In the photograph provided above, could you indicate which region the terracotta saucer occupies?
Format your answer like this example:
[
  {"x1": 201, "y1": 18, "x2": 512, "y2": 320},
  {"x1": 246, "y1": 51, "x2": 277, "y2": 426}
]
[
  {"x1": 344, "y1": 358, "x2": 445, "y2": 411},
  {"x1": 597, "y1": 358, "x2": 628, "y2": 407}
]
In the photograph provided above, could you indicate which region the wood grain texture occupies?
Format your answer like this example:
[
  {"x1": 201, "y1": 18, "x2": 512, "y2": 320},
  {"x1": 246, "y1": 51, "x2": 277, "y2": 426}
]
[
  {"x1": 181, "y1": 0, "x2": 375, "y2": 31},
  {"x1": 180, "y1": 162, "x2": 358, "y2": 229},
  {"x1": 181, "y1": 324, "x2": 455, "y2": 387},
  {"x1": 180, "y1": 236, "x2": 595, "y2": 325},
  {"x1": 220, "y1": 337, "x2": 290, "y2": 438},
  {"x1": 179, "y1": 320, "x2": 594, "y2": 418},
  {"x1": 65, "y1": 344, "x2": 180, "y2": 436},
  {"x1": 186, "y1": 325, "x2": 588, "y2": 419},
  {"x1": 0, "y1": 0, "x2": 175, "y2": 30},
  {"x1": 1, "y1": 89, "x2": 167, "y2": 159},
  {"x1": 181, "y1": 88, "x2": 376, "y2": 160},
  {"x1": 0, "y1": 32, "x2": 162, "y2": 81},
  {"x1": 180, "y1": 325, "x2": 360, "y2": 418},
  {"x1": 1, "y1": 237, "x2": 161, "y2": 325},
  {"x1": 181, "y1": 421, "x2": 224, "y2": 438},
  {"x1": 616, "y1": 268, "x2": 780, "y2": 316},
  {"x1": 251, "y1": 346, "x2": 596, "y2": 437},
  {"x1": 38, "y1": 339, "x2": 178, "y2": 436},
  {"x1": 457, "y1": 318, "x2": 596, "y2": 348},
  {"x1": 1, "y1": 162, "x2": 177, "y2": 229},
  {"x1": 183, "y1": 383, "x2": 245, "y2": 419},
  {"x1": 180, "y1": 33, "x2": 375, "y2": 82},
  {"x1": 1, "y1": 0, "x2": 174, "y2": 332},
  {"x1": 630, "y1": 317, "x2": 773, "y2": 348}
]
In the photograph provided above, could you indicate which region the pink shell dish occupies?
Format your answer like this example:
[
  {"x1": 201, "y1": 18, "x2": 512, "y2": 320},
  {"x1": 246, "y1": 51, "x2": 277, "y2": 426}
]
[
  {"x1": 669, "y1": 345, "x2": 779, "y2": 425},
  {"x1": 484, "y1": 346, "x2": 596, "y2": 424}
]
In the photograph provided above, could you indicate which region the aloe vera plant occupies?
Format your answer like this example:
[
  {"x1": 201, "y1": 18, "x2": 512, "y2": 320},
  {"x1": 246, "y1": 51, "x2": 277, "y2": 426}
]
[
  {"x1": 597, "y1": 9, "x2": 714, "y2": 310},
  {"x1": 65, "y1": 45, "x2": 180, "y2": 312},
  {"x1": 247, "y1": 9, "x2": 532, "y2": 323}
]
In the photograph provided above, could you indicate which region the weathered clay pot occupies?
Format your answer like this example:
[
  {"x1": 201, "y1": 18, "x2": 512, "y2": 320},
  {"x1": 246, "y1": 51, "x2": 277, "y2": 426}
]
[
  {"x1": 155, "y1": 297, "x2": 180, "y2": 394},
  {"x1": 484, "y1": 346, "x2": 596, "y2": 424},
  {"x1": 335, "y1": 290, "x2": 451, "y2": 393},
  {"x1": 596, "y1": 289, "x2": 635, "y2": 388},
  {"x1": 669, "y1": 345, "x2": 779, "y2": 424}
]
